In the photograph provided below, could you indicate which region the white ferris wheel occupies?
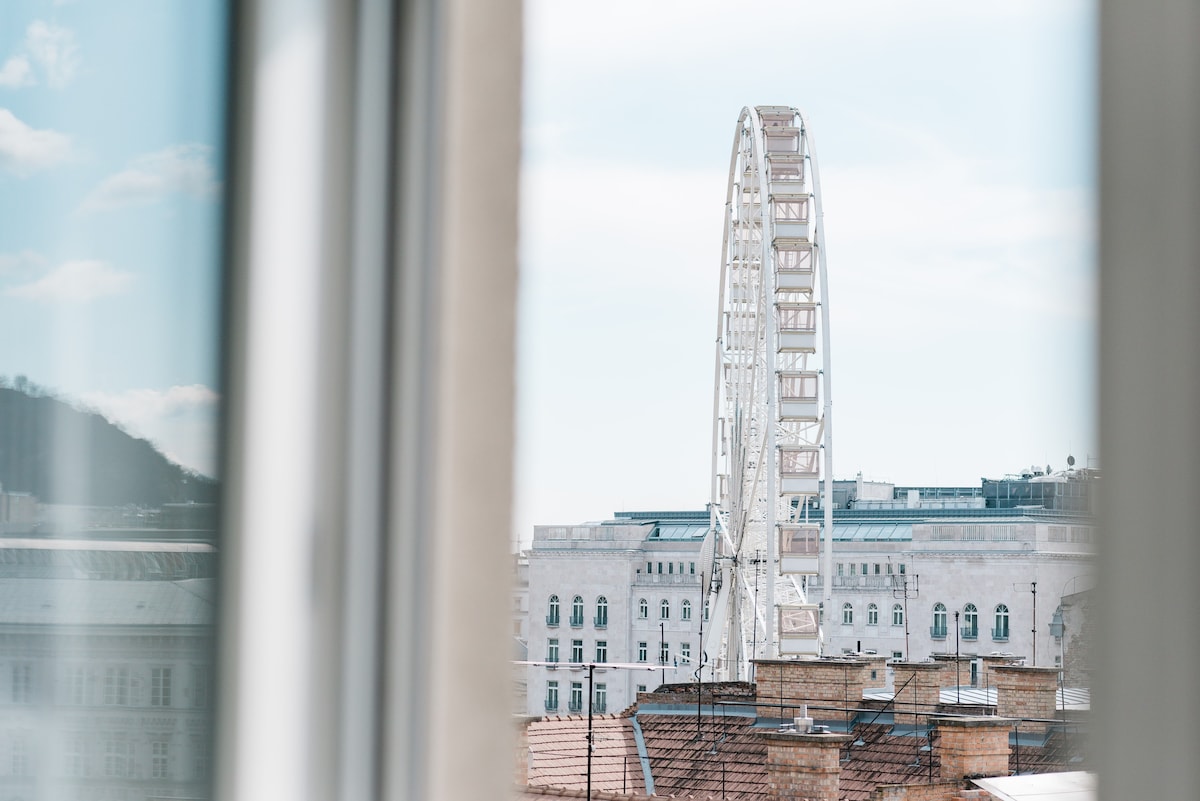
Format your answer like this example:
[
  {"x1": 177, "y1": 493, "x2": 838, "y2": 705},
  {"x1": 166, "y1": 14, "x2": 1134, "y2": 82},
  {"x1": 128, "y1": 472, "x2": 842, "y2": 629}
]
[{"x1": 700, "y1": 106, "x2": 834, "y2": 682}]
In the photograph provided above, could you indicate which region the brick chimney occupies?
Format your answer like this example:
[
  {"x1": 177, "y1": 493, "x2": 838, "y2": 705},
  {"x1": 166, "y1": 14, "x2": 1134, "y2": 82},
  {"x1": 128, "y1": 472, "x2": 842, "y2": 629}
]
[
  {"x1": 978, "y1": 654, "x2": 1025, "y2": 692},
  {"x1": 762, "y1": 729, "x2": 852, "y2": 801},
  {"x1": 991, "y1": 665, "x2": 1060, "y2": 733},
  {"x1": 514, "y1": 715, "x2": 538, "y2": 785},
  {"x1": 932, "y1": 715, "x2": 1012, "y2": 780},
  {"x1": 752, "y1": 658, "x2": 868, "y2": 725},
  {"x1": 890, "y1": 662, "x2": 943, "y2": 730}
]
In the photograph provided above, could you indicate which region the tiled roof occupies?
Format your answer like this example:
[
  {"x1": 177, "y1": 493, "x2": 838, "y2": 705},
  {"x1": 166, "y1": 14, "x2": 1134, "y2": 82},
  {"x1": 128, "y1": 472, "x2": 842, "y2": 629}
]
[
  {"x1": 526, "y1": 715, "x2": 646, "y2": 795},
  {"x1": 639, "y1": 714, "x2": 765, "y2": 800},
  {"x1": 524, "y1": 706, "x2": 1083, "y2": 800},
  {"x1": 838, "y1": 724, "x2": 940, "y2": 801}
]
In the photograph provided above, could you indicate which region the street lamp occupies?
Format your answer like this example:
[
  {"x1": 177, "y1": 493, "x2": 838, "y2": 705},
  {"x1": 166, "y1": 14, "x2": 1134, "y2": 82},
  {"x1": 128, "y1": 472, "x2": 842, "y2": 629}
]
[{"x1": 953, "y1": 610, "x2": 961, "y2": 704}]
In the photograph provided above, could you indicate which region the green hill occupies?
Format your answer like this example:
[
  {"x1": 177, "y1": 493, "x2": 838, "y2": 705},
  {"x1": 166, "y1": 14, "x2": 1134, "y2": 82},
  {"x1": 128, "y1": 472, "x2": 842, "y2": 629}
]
[{"x1": 0, "y1": 386, "x2": 216, "y2": 507}]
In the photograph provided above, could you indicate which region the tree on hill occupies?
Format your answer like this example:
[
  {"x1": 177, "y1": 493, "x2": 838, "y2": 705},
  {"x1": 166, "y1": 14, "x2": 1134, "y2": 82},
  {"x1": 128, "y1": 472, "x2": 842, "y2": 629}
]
[{"x1": 0, "y1": 384, "x2": 216, "y2": 507}]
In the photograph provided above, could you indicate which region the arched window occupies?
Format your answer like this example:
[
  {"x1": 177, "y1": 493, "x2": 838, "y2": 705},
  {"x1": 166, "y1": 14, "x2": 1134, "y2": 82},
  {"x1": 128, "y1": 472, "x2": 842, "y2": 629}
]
[
  {"x1": 681, "y1": 599, "x2": 692, "y2": 621},
  {"x1": 638, "y1": 598, "x2": 648, "y2": 619},
  {"x1": 867, "y1": 603, "x2": 879, "y2": 625},
  {"x1": 841, "y1": 602, "x2": 853, "y2": 625},
  {"x1": 547, "y1": 595, "x2": 560, "y2": 626},
  {"x1": 660, "y1": 599, "x2": 670, "y2": 620},
  {"x1": 892, "y1": 603, "x2": 904, "y2": 626},
  {"x1": 993, "y1": 604, "x2": 1009, "y2": 640},
  {"x1": 932, "y1": 603, "x2": 947, "y2": 638},
  {"x1": 571, "y1": 595, "x2": 584, "y2": 627},
  {"x1": 962, "y1": 603, "x2": 978, "y2": 639},
  {"x1": 595, "y1": 596, "x2": 608, "y2": 627}
]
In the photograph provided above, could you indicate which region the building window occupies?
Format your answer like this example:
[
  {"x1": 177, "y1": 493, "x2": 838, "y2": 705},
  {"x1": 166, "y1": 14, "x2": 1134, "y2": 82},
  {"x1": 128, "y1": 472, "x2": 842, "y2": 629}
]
[
  {"x1": 874, "y1": 563, "x2": 881, "y2": 575},
  {"x1": 595, "y1": 596, "x2": 608, "y2": 628},
  {"x1": 668, "y1": 562, "x2": 674, "y2": 574},
  {"x1": 152, "y1": 741, "x2": 170, "y2": 780},
  {"x1": 657, "y1": 562, "x2": 663, "y2": 574},
  {"x1": 192, "y1": 737, "x2": 209, "y2": 781},
  {"x1": 67, "y1": 666, "x2": 86, "y2": 705},
  {"x1": 681, "y1": 599, "x2": 692, "y2": 621},
  {"x1": 638, "y1": 642, "x2": 647, "y2": 662},
  {"x1": 569, "y1": 682, "x2": 583, "y2": 713},
  {"x1": 104, "y1": 667, "x2": 130, "y2": 706},
  {"x1": 678, "y1": 562, "x2": 684, "y2": 575},
  {"x1": 867, "y1": 603, "x2": 879, "y2": 625},
  {"x1": 892, "y1": 604, "x2": 904, "y2": 627},
  {"x1": 681, "y1": 642, "x2": 691, "y2": 663},
  {"x1": 886, "y1": 563, "x2": 894, "y2": 575},
  {"x1": 837, "y1": 562, "x2": 844, "y2": 576},
  {"x1": 860, "y1": 563, "x2": 868, "y2": 575},
  {"x1": 193, "y1": 666, "x2": 210, "y2": 709},
  {"x1": 64, "y1": 736, "x2": 85, "y2": 778},
  {"x1": 892, "y1": 651, "x2": 904, "y2": 661},
  {"x1": 12, "y1": 664, "x2": 31, "y2": 703},
  {"x1": 545, "y1": 681, "x2": 559, "y2": 711},
  {"x1": 842, "y1": 603, "x2": 853, "y2": 625},
  {"x1": 570, "y1": 640, "x2": 583, "y2": 663},
  {"x1": 848, "y1": 563, "x2": 857, "y2": 576},
  {"x1": 647, "y1": 562, "x2": 652, "y2": 574},
  {"x1": 689, "y1": 562, "x2": 695, "y2": 575},
  {"x1": 899, "y1": 563, "x2": 906, "y2": 574},
  {"x1": 638, "y1": 598, "x2": 648, "y2": 619},
  {"x1": 547, "y1": 638, "x2": 559, "y2": 663},
  {"x1": 659, "y1": 641, "x2": 669, "y2": 664},
  {"x1": 594, "y1": 683, "x2": 607, "y2": 713},
  {"x1": 660, "y1": 599, "x2": 670, "y2": 620},
  {"x1": 152, "y1": 667, "x2": 172, "y2": 707},
  {"x1": 637, "y1": 684, "x2": 646, "y2": 693},
  {"x1": 104, "y1": 739, "x2": 131, "y2": 778},
  {"x1": 962, "y1": 603, "x2": 979, "y2": 639},
  {"x1": 11, "y1": 735, "x2": 28, "y2": 777},
  {"x1": 993, "y1": 604, "x2": 1010, "y2": 640},
  {"x1": 932, "y1": 603, "x2": 948, "y2": 638},
  {"x1": 595, "y1": 641, "x2": 607, "y2": 662},
  {"x1": 547, "y1": 595, "x2": 560, "y2": 627},
  {"x1": 570, "y1": 596, "x2": 584, "y2": 627}
]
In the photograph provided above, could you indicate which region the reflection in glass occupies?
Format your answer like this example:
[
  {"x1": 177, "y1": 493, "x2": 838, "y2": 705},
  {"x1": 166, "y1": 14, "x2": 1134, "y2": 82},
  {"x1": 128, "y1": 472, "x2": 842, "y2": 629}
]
[{"x1": 0, "y1": 2, "x2": 227, "y2": 799}]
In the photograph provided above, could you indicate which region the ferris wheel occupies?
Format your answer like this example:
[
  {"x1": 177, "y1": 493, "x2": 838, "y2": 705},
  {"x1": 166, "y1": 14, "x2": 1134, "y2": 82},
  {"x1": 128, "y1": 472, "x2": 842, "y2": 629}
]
[{"x1": 700, "y1": 106, "x2": 834, "y2": 681}]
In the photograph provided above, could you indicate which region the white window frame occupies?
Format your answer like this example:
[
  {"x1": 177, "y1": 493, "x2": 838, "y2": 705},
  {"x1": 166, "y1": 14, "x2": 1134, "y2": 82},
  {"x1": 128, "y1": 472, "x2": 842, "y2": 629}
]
[
  {"x1": 842, "y1": 603, "x2": 854, "y2": 625},
  {"x1": 867, "y1": 603, "x2": 879, "y2": 626},
  {"x1": 681, "y1": 600, "x2": 692, "y2": 621},
  {"x1": 660, "y1": 599, "x2": 670, "y2": 620},
  {"x1": 892, "y1": 604, "x2": 904, "y2": 627}
]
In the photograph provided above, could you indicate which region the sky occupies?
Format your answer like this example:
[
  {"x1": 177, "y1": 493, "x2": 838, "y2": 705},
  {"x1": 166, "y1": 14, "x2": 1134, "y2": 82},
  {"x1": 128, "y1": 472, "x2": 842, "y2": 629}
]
[
  {"x1": 0, "y1": 0, "x2": 227, "y2": 475},
  {"x1": 515, "y1": 0, "x2": 1097, "y2": 547}
]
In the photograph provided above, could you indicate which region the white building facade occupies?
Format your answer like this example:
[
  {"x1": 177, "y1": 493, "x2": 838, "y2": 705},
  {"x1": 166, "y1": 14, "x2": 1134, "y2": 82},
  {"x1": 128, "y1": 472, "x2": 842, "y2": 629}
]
[{"x1": 524, "y1": 512, "x2": 708, "y2": 718}]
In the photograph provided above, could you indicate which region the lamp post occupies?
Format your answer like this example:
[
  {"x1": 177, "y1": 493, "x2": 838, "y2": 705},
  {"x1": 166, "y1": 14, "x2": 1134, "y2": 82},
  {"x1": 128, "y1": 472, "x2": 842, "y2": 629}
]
[
  {"x1": 660, "y1": 621, "x2": 665, "y2": 687},
  {"x1": 953, "y1": 610, "x2": 961, "y2": 705}
]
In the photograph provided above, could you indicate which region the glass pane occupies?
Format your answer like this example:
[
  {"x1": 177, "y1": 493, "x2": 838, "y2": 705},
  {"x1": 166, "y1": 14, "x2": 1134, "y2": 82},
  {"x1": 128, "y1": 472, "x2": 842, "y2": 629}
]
[{"x1": 0, "y1": 2, "x2": 227, "y2": 799}]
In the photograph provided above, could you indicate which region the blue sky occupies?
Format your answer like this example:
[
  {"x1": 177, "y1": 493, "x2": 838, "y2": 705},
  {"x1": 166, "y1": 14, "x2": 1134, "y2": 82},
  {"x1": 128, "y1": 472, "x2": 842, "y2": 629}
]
[
  {"x1": 516, "y1": 0, "x2": 1097, "y2": 545},
  {"x1": 0, "y1": 0, "x2": 227, "y2": 474}
]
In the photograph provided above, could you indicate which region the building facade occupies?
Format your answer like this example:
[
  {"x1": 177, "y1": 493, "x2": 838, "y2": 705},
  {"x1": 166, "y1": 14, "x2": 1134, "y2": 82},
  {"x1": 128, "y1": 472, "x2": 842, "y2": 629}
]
[{"x1": 523, "y1": 511, "x2": 709, "y2": 718}]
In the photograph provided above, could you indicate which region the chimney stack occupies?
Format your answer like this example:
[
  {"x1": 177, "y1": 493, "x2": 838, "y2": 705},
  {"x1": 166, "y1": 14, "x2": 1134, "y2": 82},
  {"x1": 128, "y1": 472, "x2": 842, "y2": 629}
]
[
  {"x1": 992, "y1": 665, "x2": 1060, "y2": 733},
  {"x1": 762, "y1": 729, "x2": 852, "y2": 801},
  {"x1": 752, "y1": 658, "x2": 869, "y2": 726},
  {"x1": 933, "y1": 716, "x2": 1012, "y2": 780},
  {"x1": 890, "y1": 662, "x2": 943, "y2": 730}
]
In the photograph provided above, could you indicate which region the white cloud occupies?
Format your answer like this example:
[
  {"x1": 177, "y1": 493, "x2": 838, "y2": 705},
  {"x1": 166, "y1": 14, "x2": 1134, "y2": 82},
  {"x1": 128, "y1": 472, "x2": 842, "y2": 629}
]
[
  {"x1": 80, "y1": 144, "x2": 220, "y2": 213},
  {"x1": 0, "y1": 55, "x2": 34, "y2": 88},
  {"x1": 0, "y1": 108, "x2": 71, "y2": 174},
  {"x1": 23, "y1": 21, "x2": 80, "y2": 89},
  {"x1": 78, "y1": 385, "x2": 220, "y2": 476},
  {"x1": 5, "y1": 260, "x2": 132, "y2": 303}
]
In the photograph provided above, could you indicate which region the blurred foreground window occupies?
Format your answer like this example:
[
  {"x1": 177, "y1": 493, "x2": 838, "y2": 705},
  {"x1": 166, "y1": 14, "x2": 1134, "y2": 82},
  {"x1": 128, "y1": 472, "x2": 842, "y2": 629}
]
[{"x1": 0, "y1": 2, "x2": 227, "y2": 799}]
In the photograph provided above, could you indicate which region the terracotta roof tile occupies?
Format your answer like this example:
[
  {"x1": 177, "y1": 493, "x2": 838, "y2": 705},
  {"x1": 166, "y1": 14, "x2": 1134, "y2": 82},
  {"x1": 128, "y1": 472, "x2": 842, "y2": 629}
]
[{"x1": 527, "y1": 715, "x2": 645, "y2": 795}]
